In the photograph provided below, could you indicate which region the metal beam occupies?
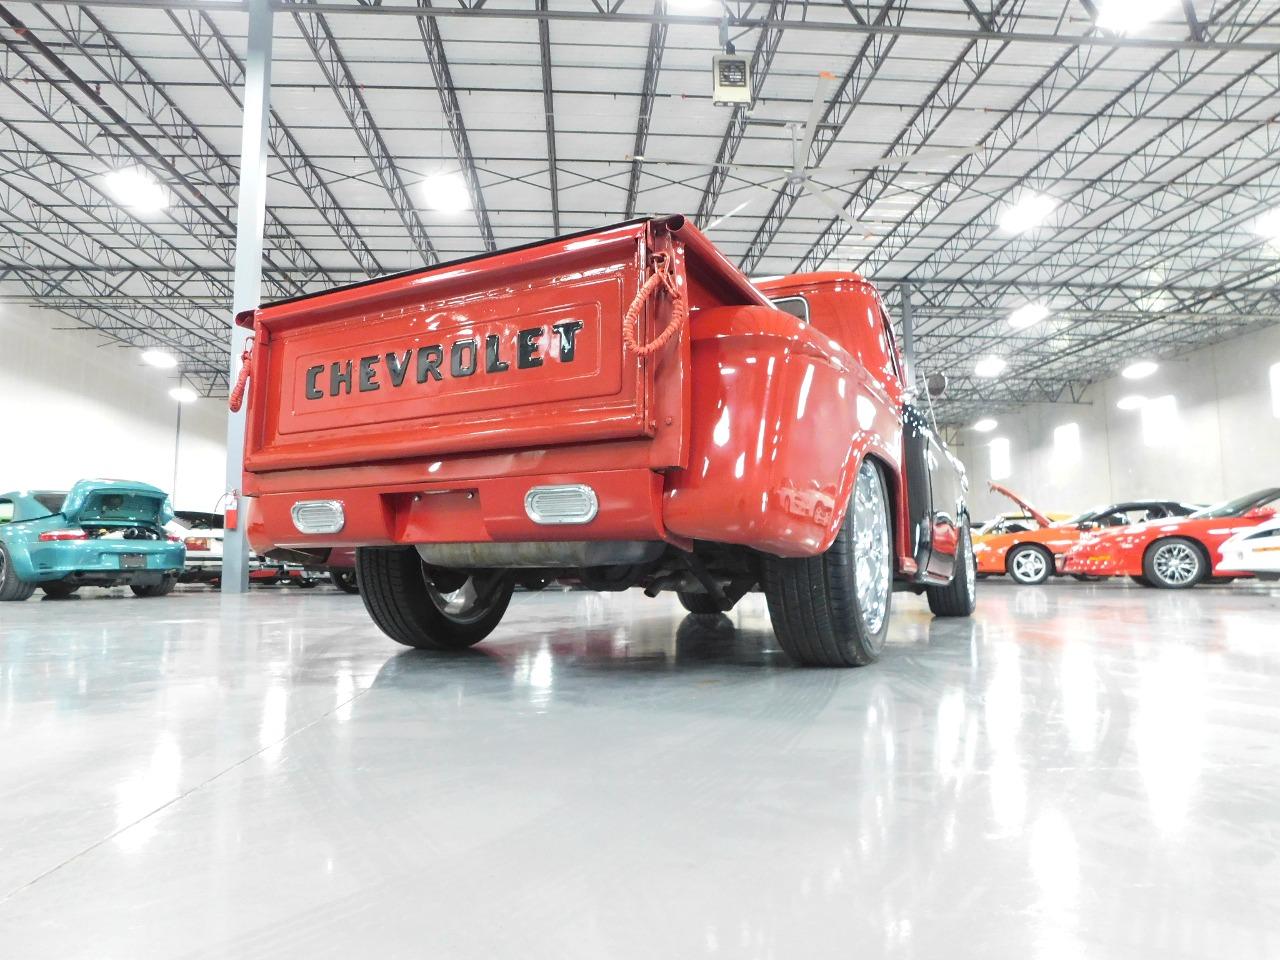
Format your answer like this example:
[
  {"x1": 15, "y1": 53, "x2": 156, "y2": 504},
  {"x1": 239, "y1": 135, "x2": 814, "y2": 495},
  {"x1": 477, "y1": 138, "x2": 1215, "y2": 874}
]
[
  {"x1": 224, "y1": 0, "x2": 273, "y2": 593},
  {"x1": 793, "y1": 0, "x2": 1028, "y2": 274},
  {"x1": 695, "y1": 0, "x2": 791, "y2": 226},
  {"x1": 624, "y1": 1, "x2": 667, "y2": 220},
  {"x1": 291, "y1": 1, "x2": 440, "y2": 263},
  {"x1": 415, "y1": 0, "x2": 496, "y2": 251},
  {"x1": 737, "y1": 0, "x2": 903, "y2": 272},
  {"x1": 29, "y1": 4, "x2": 327, "y2": 286},
  {"x1": 535, "y1": 0, "x2": 560, "y2": 233},
  {"x1": 26, "y1": 0, "x2": 1280, "y2": 53},
  {"x1": 167, "y1": 8, "x2": 384, "y2": 275}
]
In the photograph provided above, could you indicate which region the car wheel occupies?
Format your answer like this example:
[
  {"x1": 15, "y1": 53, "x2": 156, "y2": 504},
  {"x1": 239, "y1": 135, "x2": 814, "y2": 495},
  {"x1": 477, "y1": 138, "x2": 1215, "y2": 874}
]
[
  {"x1": 763, "y1": 458, "x2": 892, "y2": 667},
  {"x1": 1006, "y1": 544, "x2": 1052, "y2": 585},
  {"x1": 0, "y1": 544, "x2": 36, "y2": 601},
  {"x1": 356, "y1": 547, "x2": 514, "y2": 650},
  {"x1": 132, "y1": 575, "x2": 177, "y2": 598},
  {"x1": 41, "y1": 581, "x2": 80, "y2": 599},
  {"x1": 677, "y1": 590, "x2": 723, "y2": 615},
  {"x1": 1129, "y1": 574, "x2": 1153, "y2": 587},
  {"x1": 926, "y1": 523, "x2": 977, "y2": 617},
  {"x1": 329, "y1": 567, "x2": 360, "y2": 594},
  {"x1": 1143, "y1": 537, "x2": 1206, "y2": 589}
]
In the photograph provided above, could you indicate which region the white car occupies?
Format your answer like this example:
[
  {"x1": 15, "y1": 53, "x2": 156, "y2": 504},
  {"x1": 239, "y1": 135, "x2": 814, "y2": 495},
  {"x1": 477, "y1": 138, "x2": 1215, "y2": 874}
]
[
  {"x1": 1219, "y1": 517, "x2": 1280, "y2": 580},
  {"x1": 166, "y1": 510, "x2": 226, "y2": 584},
  {"x1": 165, "y1": 510, "x2": 270, "y2": 585}
]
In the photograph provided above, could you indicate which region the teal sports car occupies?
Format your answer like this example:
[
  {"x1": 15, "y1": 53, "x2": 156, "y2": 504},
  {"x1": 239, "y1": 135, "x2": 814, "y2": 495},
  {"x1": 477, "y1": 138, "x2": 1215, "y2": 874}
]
[{"x1": 0, "y1": 480, "x2": 186, "y2": 600}]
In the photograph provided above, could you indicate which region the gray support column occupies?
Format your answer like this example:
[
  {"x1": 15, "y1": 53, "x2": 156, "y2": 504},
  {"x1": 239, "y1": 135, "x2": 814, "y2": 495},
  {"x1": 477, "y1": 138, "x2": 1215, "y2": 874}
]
[
  {"x1": 899, "y1": 283, "x2": 916, "y2": 393},
  {"x1": 222, "y1": 0, "x2": 273, "y2": 594}
]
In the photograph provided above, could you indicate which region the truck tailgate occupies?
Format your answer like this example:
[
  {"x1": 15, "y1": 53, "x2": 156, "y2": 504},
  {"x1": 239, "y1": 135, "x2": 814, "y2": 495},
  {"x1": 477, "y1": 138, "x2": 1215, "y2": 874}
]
[{"x1": 242, "y1": 220, "x2": 701, "y2": 473}]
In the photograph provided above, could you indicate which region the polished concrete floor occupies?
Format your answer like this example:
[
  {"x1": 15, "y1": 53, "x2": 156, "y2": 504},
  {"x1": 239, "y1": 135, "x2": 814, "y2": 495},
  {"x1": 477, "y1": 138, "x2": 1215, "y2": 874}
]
[{"x1": 1, "y1": 579, "x2": 1278, "y2": 958}]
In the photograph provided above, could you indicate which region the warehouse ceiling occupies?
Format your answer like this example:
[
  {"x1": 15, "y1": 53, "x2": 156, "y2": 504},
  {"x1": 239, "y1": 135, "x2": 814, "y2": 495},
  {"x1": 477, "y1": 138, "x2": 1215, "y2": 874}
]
[{"x1": 2, "y1": 0, "x2": 1280, "y2": 424}]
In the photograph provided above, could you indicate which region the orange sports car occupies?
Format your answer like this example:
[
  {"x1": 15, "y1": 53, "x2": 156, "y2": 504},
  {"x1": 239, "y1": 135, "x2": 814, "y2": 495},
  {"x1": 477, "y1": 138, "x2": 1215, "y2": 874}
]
[{"x1": 972, "y1": 483, "x2": 1200, "y2": 585}]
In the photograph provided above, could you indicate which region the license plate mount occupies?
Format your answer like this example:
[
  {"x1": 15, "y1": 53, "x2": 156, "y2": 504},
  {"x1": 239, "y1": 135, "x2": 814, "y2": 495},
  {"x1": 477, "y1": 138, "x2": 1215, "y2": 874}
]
[{"x1": 120, "y1": 554, "x2": 146, "y2": 569}]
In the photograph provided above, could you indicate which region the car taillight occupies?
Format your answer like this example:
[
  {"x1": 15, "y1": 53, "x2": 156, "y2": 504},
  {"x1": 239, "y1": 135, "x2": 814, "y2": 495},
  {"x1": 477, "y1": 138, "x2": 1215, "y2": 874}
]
[
  {"x1": 184, "y1": 537, "x2": 210, "y2": 550},
  {"x1": 38, "y1": 529, "x2": 88, "y2": 542}
]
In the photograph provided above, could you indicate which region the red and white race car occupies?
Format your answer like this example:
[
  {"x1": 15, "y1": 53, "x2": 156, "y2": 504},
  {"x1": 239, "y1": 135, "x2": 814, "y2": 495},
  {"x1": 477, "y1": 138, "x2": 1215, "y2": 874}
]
[{"x1": 1061, "y1": 487, "x2": 1280, "y2": 588}]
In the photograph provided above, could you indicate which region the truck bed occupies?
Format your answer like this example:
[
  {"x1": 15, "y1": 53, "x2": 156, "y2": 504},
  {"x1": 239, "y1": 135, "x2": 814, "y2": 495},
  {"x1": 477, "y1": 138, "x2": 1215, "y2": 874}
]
[{"x1": 239, "y1": 217, "x2": 769, "y2": 475}]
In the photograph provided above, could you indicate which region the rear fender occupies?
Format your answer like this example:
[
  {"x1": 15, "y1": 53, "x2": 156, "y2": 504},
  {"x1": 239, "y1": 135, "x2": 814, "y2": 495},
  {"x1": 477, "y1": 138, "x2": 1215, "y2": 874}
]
[{"x1": 662, "y1": 305, "x2": 903, "y2": 559}]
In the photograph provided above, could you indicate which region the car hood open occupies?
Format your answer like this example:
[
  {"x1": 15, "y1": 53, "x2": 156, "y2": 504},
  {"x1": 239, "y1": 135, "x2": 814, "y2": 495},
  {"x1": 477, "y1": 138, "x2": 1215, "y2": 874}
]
[
  {"x1": 987, "y1": 482, "x2": 1052, "y2": 528},
  {"x1": 60, "y1": 479, "x2": 173, "y2": 527}
]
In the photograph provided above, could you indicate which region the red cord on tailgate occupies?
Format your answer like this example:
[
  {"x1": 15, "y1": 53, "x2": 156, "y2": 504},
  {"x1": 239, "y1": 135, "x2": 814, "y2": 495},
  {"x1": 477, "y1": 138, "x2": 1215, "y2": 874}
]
[
  {"x1": 622, "y1": 252, "x2": 688, "y2": 358},
  {"x1": 228, "y1": 337, "x2": 254, "y2": 413}
]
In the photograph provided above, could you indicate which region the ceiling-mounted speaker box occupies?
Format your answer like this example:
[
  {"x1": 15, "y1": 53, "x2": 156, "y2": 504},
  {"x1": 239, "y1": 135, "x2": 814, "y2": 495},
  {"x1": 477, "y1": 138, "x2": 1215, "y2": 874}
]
[{"x1": 712, "y1": 54, "x2": 752, "y2": 105}]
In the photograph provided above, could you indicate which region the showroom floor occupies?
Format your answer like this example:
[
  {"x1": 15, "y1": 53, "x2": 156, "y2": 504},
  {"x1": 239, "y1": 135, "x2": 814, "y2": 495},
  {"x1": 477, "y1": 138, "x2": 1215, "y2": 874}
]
[{"x1": 1, "y1": 581, "x2": 1277, "y2": 958}]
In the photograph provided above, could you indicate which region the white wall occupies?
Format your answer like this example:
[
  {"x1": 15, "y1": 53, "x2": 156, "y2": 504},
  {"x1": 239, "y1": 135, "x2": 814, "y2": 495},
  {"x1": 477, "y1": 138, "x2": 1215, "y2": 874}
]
[
  {"x1": 0, "y1": 306, "x2": 228, "y2": 511},
  {"x1": 953, "y1": 323, "x2": 1280, "y2": 520}
]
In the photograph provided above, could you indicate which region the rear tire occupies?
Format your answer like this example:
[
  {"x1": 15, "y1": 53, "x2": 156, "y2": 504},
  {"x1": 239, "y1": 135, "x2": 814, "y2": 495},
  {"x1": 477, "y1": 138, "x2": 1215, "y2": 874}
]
[
  {"x1": 677, "y1": 591, "x2": 722, "y2": 615},
  {"x1": 131, "y1": 575, "x2": 177, "y2": 597},
  {"x1": 0, "y1": 544, "x2": 36, "y2": 601},
  {"x1": 330, "y1": 567, "x2": 360, "y2": 594},
  {"x1": 927, "y1": 524, "x2": 977, "y2": 617},
  {"x1": 763, "y1": 459, "x2": 892, "y2": 667},
  {"x1": 1007, "y1": 544, "x2": 1052, "y2": 585},
  {"x1": 41, "y1": 581, "x2": 80, "y2": 599},
  {"x1": 1143, "y1": 537, "x2": 1206, "y2": 589},
  {"x1": 357, "y1": 547, "x2": 514, "y2": 650}
]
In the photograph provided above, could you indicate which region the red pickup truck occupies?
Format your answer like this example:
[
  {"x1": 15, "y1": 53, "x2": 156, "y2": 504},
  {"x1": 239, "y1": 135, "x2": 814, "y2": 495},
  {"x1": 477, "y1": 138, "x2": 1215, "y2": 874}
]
[{"x1": 235, "y1": 217, "x2": 975, "y2": 667}]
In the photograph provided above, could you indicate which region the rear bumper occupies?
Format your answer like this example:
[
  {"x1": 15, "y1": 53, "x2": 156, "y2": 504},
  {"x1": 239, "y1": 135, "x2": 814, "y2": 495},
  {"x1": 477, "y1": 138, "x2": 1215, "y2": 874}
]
[
  {"x1": 248, "y1": 467, "x2": 672, "y2": 554},
  {"x1": 25, "y1": 541, "x2": 185, "y2": 583}
]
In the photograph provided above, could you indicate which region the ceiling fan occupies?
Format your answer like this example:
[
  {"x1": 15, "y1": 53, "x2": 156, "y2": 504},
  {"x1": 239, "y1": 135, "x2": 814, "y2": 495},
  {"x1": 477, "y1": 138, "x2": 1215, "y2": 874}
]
[{"x1": 630, "y1": 73, "x2": 977, "y2": 234}]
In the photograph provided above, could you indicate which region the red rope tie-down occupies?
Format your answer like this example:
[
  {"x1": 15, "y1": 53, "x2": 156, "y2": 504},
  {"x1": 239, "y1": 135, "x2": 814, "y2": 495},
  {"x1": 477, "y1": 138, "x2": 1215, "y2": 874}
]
[
  {"x1": 622, "y1": 252, "x2": 688, "y2": 358},
  {"x1": 228, "y1": 337, "x2": 255, "y2": 413}
]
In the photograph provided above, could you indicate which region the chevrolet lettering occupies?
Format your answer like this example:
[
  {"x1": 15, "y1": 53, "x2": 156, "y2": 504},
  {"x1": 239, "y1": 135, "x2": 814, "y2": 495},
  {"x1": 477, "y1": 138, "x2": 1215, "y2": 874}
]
[{"x1": 303, "y1": 320, "x2": 584, "y2": 400}]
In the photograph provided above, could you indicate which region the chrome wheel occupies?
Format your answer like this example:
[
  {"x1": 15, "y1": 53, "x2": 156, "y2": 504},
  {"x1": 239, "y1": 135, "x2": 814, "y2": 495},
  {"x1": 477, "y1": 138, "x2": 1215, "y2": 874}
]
[
  {"x1": 963, "y1": 529, "x2": 976, "y2": 596},
  {"x1": 424, "y1": 572, "x2": 508, "y2": 625},
  {"x1": 852, "y1": 460, "x2": 891, "y2": 640},
  {"x1": 1010, "y1": 547, "x2": 1048, "y2": 584},
  {"x1": 1152, "y1": 541, "x2": 1201, "y2": 586}
]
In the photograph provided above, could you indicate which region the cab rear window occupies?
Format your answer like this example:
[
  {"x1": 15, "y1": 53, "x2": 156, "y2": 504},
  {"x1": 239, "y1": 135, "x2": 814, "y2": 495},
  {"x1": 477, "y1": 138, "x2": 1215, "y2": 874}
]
[{"x1": 770, "y1": 296, "x2": 809, "y2": 323}]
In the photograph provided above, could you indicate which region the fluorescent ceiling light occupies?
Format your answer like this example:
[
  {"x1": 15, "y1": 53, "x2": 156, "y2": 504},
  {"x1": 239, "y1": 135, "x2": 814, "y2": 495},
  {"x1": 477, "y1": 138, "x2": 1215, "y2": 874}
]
[
  {"x1": 141, "y1": 349, "x2": 177, "y2": 369},
  {"x1": 1122, "y1": 360, "x2": 1159, "y2": 380},
  {"x1": 972, "y1": 418, "x2": 998, "y2": 432},
  {"x1": 1253, "y1": 209, "x2": 1280, "y2": 241},
  {"x1": 1008, "y1": 303, "x2": 1050, "y2": 330},
  {"x1": 999, "y1": 194, "x2": 1056, "y2": 234},
  {"x1": 169, "y1": 386, "x2": 198, "y2": 404},
  {"x1": 1096, "y1": 0, "x2": 1177, "y2": 34},
  {"x1": 103, "y1": 167, "x2": 168, "y2": 214},
  {"x1": 1116, "y1": 394, "x2": 1147, "y2": 411},
  {"x1": 974, "y1": 356, "x2": 1007, "y2": 378},
  {"x1": 420, "y1": 172, "x2": 470, "y2": 213}
]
